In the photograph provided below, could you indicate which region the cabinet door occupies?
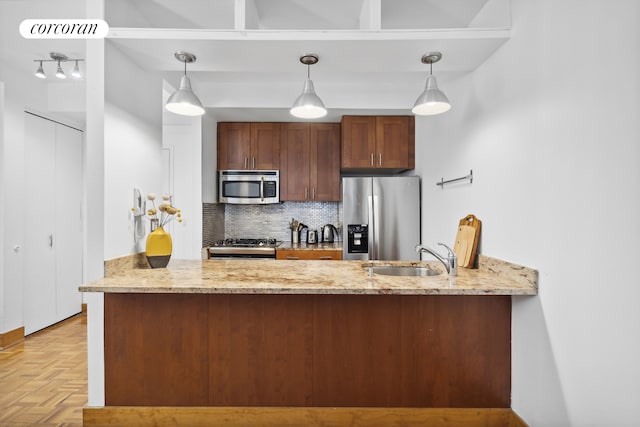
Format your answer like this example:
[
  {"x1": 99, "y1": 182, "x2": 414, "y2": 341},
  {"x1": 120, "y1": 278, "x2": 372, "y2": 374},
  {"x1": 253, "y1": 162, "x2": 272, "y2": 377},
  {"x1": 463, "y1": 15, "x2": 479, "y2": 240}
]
[
  {"x1": 276, "y1": 249, "x2": 343, "y2": 260},
  {"x1": 341, "y1": 116, "x2": 376, "y2": 169},
  {"x1": 251, "y1": 123, "x2": 280, "y2": 170},
  {"x1": 375, "y1": 116, "x2": 411, "y2": 169},
  {"x1": 310, "y1": 123, "x2": 340, "y2": 202},
  {"x1": 280, "y1": 123, "x2": 310, "y2": 201},
  {"x1": 217, "y1": 122, "x2": 250, "y2": 169}
]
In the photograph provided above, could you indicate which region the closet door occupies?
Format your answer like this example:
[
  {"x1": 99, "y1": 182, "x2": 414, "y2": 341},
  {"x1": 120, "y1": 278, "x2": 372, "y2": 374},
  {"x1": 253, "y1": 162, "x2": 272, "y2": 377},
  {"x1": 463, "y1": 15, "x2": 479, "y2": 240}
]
[
  {"x1": 54, "y1": 124, "x2": 83, "y2": 320},
  {"x1": 23, "y1": 113, "x2": 83, "y2": 334},
  {"x1": 24, "y1": 113, "x2": 57, "y2": 334}
]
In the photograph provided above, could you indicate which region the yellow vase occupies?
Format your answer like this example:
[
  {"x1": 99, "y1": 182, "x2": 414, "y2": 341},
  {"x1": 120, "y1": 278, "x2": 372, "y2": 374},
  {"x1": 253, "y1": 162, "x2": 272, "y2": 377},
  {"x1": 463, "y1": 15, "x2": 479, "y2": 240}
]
[{"x1": 146, "y1": 226, "x2": 172, "y2": 268}]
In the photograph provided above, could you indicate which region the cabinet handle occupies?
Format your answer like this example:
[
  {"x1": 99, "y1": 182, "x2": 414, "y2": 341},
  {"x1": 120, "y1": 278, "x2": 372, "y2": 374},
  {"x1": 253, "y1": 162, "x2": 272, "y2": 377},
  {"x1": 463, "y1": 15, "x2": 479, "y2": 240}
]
[
  {"x1": 244, "y1": 157, "x2": 248, "y2": 169},
  {"x1": 370, "y1": 153, "x2": 374, "y2": 166},
  {"x1": 379, "y1": 153, "x2": 383, "y2": 166},
  {"x1": 312, "y1": 188, "x2": 316, "y2": 200},
  {"x1": 305, "y1": 188, "x2": 308, "y2": 199},
  {"x1": 286, "y1": 256, "x2": 300, "y2": 260},
  {"x1": 49, "y1": 234, "x2": 53, "y2": 248},
  {"x1": 319, "y1": 256, "x2": 333, "y2": 260},
  {"x1": 252, "y1": 157, "x2": 255, "y2": 169}
]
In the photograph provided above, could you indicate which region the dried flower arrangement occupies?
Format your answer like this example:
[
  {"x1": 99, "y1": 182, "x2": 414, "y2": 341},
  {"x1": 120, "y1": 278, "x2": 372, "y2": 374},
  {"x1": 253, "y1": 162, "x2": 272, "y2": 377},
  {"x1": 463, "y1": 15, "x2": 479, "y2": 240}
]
[{"x1": 146, "y1": 193, "x2": 182, "y2": 228}]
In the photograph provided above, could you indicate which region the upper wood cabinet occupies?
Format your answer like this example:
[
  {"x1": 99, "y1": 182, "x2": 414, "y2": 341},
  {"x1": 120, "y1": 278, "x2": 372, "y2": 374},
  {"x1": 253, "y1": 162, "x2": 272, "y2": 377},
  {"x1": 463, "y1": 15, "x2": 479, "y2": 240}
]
[
  {"x1": 217, "y1": 122, "x2": 280, "y2": 170},
  {"x1": 341, "y1": 115, "x2": 414, "y2": 171},
  {"x1": 280, "y1": 123, "x2": 341, "y2": 202}
]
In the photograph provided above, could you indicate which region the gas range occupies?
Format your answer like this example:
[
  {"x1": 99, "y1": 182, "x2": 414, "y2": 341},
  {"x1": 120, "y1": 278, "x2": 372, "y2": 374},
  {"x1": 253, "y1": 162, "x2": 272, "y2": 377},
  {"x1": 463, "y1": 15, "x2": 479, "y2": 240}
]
[{"x1": 208, "y1": 238, "x2": 283, "y2": 259}]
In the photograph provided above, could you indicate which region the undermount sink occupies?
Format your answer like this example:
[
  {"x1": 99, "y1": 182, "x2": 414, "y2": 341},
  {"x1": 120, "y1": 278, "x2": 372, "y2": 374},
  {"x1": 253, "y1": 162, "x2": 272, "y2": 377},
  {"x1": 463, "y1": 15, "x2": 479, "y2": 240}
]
[{"x1": 367, "y1": 266, "x2": 441, "y2": 277}]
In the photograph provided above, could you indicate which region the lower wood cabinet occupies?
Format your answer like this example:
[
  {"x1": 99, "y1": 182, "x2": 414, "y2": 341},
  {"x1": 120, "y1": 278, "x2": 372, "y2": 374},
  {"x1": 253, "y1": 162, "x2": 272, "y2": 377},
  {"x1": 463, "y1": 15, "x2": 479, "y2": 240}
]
[
  {"x1": 104, "y1": 293, "x2": 511, "y2": 408},
  {"x1": 276, "y1": 249, "x2": 343, "y2": 260}
]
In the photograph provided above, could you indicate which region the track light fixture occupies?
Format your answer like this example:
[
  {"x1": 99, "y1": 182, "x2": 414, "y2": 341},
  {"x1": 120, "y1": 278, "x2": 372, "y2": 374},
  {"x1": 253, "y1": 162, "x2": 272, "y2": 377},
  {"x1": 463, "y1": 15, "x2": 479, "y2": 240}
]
[
  {"x1": 412, "y1": 52, "x2": 451, "y2": 116},
  {"x1": 290, "y1": 54, "x2": 327, "y2": 119},
  {"x1": 165, "y1": 51, "x2": 205, "y2": 117},
  {"x1": 33, "y1": 52, "x2": 84, "y2": 80}
]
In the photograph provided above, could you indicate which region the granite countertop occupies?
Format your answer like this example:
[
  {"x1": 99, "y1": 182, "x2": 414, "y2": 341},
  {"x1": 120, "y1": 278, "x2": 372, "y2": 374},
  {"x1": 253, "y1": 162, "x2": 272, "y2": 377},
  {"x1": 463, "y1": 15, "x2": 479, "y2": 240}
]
[
  {"x1": 278, "y1": 241, "x2": 342, "y2": 251},
  {"x1": 80, "y1": 256, "x2": 537, "y2": 296}
]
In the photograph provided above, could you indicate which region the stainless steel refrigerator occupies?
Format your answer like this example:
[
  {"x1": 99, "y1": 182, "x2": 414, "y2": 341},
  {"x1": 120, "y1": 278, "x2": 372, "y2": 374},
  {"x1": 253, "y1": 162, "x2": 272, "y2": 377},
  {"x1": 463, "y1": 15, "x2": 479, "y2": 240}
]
[{"x1": 342, "y1": 176, "x2": 421, "y2": 261}]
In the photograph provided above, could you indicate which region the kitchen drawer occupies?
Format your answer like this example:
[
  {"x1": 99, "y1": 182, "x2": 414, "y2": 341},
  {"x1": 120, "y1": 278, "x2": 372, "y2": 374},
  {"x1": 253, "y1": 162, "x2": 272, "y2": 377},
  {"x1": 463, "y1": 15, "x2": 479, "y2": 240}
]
[{"x1": 276, "y1": 249, "x2": 343, "y2": 261}]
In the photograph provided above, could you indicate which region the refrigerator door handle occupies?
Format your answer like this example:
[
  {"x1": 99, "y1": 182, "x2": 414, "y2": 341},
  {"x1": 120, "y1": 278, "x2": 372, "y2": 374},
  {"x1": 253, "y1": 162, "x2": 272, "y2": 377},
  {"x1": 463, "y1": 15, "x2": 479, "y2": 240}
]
[
  {"x1": 372, "y1": 195, "x2": 380, "y2": 260},
  {"x1": 367, "y1": 195, "x2": 375, "y2": 260}
]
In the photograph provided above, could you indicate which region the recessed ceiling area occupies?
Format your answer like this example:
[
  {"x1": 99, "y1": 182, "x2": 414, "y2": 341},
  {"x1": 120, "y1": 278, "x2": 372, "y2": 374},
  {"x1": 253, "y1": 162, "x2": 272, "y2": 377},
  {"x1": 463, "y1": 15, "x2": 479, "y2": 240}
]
[
  {"x1": 105, "y1": 0, "x2": 507, "y2": 30},
  {"x1": 106, "y1": 0, "x2": 235, "y2": 29}
]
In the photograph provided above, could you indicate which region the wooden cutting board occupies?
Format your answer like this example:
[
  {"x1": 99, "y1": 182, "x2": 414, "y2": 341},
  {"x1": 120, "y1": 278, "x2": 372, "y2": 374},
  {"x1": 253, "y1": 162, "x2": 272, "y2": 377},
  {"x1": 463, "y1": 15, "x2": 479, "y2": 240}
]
[{"x1": 453, "y1": 214, "x2": 482, "y2": 268}]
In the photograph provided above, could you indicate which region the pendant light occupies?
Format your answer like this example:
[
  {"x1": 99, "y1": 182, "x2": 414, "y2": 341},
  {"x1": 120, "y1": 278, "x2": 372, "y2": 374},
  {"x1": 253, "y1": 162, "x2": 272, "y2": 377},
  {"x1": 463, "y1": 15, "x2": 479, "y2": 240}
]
[
  {"x1": 165, "y1": 51, "x2": 205, "y2": 117},
  {"x1": 290, "y1": 54, "x2": 327, "y2": 119},
  {"x1": 412, "y1": 52, "x2": 451, "y2": 116}
]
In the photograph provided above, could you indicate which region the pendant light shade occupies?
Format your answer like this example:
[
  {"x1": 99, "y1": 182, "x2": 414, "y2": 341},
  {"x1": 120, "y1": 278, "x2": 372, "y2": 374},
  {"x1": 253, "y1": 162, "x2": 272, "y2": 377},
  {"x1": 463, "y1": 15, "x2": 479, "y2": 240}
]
[
  {"x1": 290, "y1": 54, "x2": 327, "y2": 119},
  {"x1": 165, "y1": 51, "x2": 205, "y2": 117},
  {"x1": 412, "y1": 52, "x2": 451, "y2": 116},
  {"x1": 291, "y1": 78, "x2": 327, "y2": 119}
]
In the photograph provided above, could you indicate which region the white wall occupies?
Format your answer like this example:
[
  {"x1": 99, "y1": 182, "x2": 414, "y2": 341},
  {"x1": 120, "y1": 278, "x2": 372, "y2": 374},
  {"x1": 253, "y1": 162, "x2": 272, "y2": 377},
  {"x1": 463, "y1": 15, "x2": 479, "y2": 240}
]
[
  {"x1": 162, "y1": 119, "x2": 203, "y2": 260},
  {"x1": 202, "y1": 113, "x2": 218, "y2": 204},
  {"x1": 415, "y1": 1, "x2": 640, "y2": 425},
  {"x1": 103, "y1": 41, "x2": 163, "y2": 260}
]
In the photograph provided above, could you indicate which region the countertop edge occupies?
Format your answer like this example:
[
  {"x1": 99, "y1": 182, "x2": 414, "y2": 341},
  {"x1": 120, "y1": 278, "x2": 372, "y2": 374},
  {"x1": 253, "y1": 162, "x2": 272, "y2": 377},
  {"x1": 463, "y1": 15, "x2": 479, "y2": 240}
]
[
  {"x1": 78, "y1": 285, "x2": 537, "y2": 296},
  {"x1": 80, "y1": 258, "x2": 537, "y2": 296}
]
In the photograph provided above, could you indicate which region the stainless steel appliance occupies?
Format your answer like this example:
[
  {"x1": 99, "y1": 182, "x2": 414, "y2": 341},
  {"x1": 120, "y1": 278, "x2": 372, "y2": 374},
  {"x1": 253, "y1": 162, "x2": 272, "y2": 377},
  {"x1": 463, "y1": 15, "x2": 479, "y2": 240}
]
[
  {"x1": 208, "y1": 238, "x2": 282, "y2": 259},
  {"x1": 321, "y1": 224, "x2": 339, "y2": 243},
  {"x1": 342, "y1": 176, "x2": 420, "y2": 261},
  {"x1": 219, "y1": 170, "x2": 279, "y2": 204},
  {"x1": 306, "y1": 229, "x2": 318, "y2": 244}
]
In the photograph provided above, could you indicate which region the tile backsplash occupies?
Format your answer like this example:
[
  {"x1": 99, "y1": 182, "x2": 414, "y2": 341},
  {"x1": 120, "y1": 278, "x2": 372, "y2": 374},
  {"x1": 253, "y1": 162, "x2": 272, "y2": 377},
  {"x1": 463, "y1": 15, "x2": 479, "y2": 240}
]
[
  {"x1": 203, "y1": 202, "x2": 341, "y2": 245},
  {"x1": 202, "y1": 203, "x2": 225, "y2": 247}
]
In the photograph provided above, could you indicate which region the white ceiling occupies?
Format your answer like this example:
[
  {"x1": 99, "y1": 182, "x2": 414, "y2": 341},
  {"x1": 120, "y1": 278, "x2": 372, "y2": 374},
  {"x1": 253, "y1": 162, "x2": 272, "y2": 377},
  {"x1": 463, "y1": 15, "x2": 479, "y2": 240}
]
[{"x1": 1, "y1": 0, "x2": 511, "y2": 122}]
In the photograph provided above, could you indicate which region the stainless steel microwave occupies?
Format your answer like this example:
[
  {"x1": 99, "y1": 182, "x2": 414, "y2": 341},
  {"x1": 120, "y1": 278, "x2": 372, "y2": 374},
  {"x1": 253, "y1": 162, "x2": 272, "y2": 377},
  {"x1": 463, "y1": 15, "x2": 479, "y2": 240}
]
[{"x1": 219, "y1": 170, "x2": 280, "y2": 204}]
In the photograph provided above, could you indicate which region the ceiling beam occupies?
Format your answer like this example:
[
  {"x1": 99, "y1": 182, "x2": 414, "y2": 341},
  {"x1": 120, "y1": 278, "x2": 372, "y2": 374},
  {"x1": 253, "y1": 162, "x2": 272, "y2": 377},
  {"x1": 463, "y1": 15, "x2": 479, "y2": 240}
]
[
  {"x1": 234, "y1": 0, "x2": 245, "y2": 31},
  {"x1": 359, "y1": 0, "x2": 381, "y2": 31},
  {"x1": 107, "y1": 28, "x2": 511, "y2": 41}
]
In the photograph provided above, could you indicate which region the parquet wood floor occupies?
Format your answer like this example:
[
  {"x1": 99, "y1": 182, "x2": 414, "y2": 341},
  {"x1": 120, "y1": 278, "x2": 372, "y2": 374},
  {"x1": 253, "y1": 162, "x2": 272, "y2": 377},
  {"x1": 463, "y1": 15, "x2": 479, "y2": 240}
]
[{"x1": 0, "y1": 314, "x2": 87, "y2": 426}]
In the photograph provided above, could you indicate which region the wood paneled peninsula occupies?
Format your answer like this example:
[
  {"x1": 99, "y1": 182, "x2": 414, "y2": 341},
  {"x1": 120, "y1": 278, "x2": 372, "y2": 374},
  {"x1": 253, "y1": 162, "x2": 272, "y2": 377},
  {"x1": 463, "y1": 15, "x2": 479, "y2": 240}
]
[{"x1": 80, "y1": 257, "x2": 536, "y2": 426}]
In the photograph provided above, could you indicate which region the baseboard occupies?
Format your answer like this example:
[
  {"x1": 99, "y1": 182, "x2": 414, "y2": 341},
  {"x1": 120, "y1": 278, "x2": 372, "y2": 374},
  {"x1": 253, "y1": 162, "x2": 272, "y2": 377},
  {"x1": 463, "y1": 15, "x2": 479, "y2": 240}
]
[
  {"x1": 83, "y1": 407, "x2": 528, "y2": 427},
  {"x1": 510, "y1": 410, "x2": 529, "y2": 427},
  {"x1": 0, "y1": 326, "x2": 25, "y2": 350}
]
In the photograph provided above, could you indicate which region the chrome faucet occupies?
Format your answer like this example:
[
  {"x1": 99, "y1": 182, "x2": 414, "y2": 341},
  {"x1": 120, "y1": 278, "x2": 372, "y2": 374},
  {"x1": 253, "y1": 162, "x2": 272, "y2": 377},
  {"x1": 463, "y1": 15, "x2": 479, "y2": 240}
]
[{"x1": 415, "y1": 243, "x2": 457, "y2": 276}]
